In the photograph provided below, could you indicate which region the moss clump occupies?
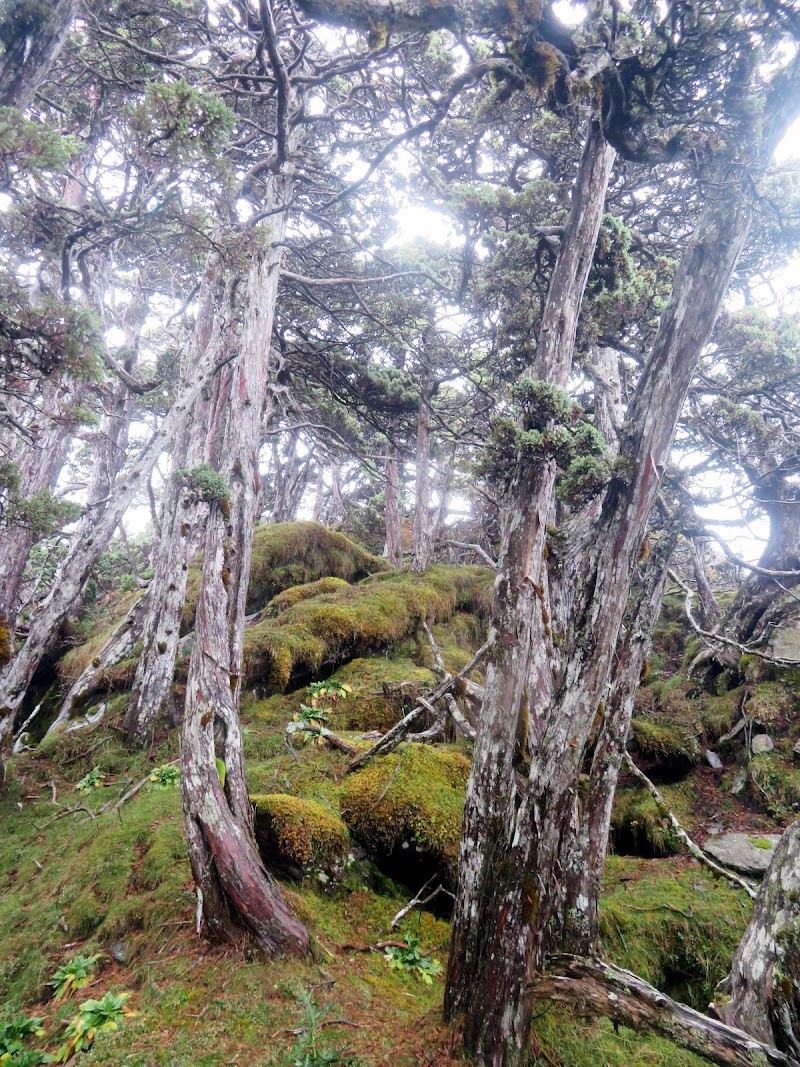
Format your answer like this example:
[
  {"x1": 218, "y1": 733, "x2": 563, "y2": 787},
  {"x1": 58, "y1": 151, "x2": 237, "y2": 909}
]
[
  {"x1": 630, "y1": 719, "x2": 700, "y2": 766},
  {"x1": 243, "y1": 565, "x2": 492, "y2": 691},
  {"x1": 266, "y1": 577, "x2": 350, "y2": 616},
  {"x1": 600, "y1": 856, "x2": 747, "y2": 1009},
  {"x1": 327, "y1": 657, "x2": 437, "y2": 732},
  {"x1": 611, "y1": 788, "x2": 679, "y2": 857},
  {"x1": 749, "y1": 751, "x2": 800, "y2": 818},
  {"x1": 340, "y1": 744, "x2": 469, "y2": 887},
  {"x1": 251, "y1": 794, "x2": 349, "y2": 884},
  {"x1": 183, "y1": 521, "x2": 388, "y2": 629}
]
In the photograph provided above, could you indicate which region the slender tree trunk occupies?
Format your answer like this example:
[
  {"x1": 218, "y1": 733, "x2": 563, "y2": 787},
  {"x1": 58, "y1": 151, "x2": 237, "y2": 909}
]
[
  {"x1": 181, "y1": 165, "x2": 309, "y2": 953},
  {"x1": 0, "y1": 383, "x2": 78, "y2": 664},
  {"x1": 720, "y1": 822, "x2": 800, "y2": 1057},
  {"x1": 433, "y1": 441, "x2": 457, "y2": 547},
  {"x1": 0, "y1": 287, "x2": 243, "y2": 747},
  {"x1": 558, "y1": 520, "x2": 679, "y2": 953},
  {"x1": 0, "y1": 0, "x2": 77, "y2": 109},
  {"x1": 383, "y1": 434, "x2": 403, "y2": 566},
  {"x1": 412, "y1": 353, "x2": 433, "y2": 572},
  {"x1": 690, "y1": 536, "x2": 722, "y2": 629},
  {"x1": 122, "y1": 255, "x2": 225, "y2": 746}
]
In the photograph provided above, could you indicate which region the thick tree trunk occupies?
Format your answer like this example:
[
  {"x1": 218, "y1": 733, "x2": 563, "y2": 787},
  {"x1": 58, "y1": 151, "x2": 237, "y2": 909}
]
[
  {"x1": 181, "y1": 166, "x2": 309, "y2": 954},
  {"x1": 383, "y1": 437, "x2": 403, "y2": 566},
  {"x1": 530, "y1": 956, "x2": 794, "y2": 1067},
  {"x1": 720, "y1": 823, "x2": 800, "y2": 1058},
  {"x1": 0, "y1": 0, "x2": 77, "y2": 109},
  {"x1": 411, "y1": 355, "x2": 433, "y2": 572},
  {"x1": 444, "y1": 122, "x2": 616, "y2": 1061},
  {"x1": 447, "y1": 134, "x2": 759, "y2": 1065}
]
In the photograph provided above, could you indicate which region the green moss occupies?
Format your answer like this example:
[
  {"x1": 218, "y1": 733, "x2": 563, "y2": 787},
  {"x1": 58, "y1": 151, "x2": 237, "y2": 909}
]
[
  {"x1": 266, "y1": 577, "x2": 350, "y2": 616},
  {"x1": 630, "y1": 719, "x2": 699, "y2": 765},
  {"x1": 749, "y1": 751, "x2": 800, "y2": 817},
  {"x1": 340, "y1": 744, "x2": 469, "y2": 887},
  {"x1": 251, "y1": 794, "x2": 349, "y2": 881},
  {"x1": 611, "y1": 788, "x2": 679, "y2": 857},
  {"x1": 531, "y1": 1010, "x2": 708, "y2": 1066},
  {"x1": 600, "y1": 857, "x2": 748, "y2": 1009},
  {"x1": 327, "y1": 657, "x2": 437, "y2": 732},
  {"x1": 243, "y1": 565, "x2": 492, "y2": 691}
]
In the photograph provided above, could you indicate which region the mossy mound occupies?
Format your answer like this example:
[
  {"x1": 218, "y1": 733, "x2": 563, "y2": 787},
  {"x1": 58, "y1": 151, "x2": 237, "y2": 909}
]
[
  {"x1": 183, "y1": 521, "x2": 387, "y2": 629},
  {"x1": 265, "y1": 576, "x2": 350, "y2": 616},
  {"x1": 629, "y1": 717, "x2": 700, "y2": 780},
  {"x1": 251, "y1": 794, "x2": 350, "y2": 886},
  {"x1": 600, "y1": 856, "x2": 747, "y2": 1009},
  {"x1": 243, "y1": 565, "x2": 492, "y2": 691},
  {"x1": 340, "y1": 744, "x2": 469, "y2": 889},
  {"x1": 327, "y1": 657, "x2": 437, "y2": 732},
  {"x1": 610, "y1": 779, "x2": 696, "y2": 857},
  {"x1": 748, "y1": 749, "x2": 800, "y2": 817}
]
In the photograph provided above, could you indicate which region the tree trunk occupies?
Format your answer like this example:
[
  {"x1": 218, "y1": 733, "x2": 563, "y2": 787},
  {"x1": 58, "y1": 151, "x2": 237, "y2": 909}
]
[
  {"x1": 446, "y1": 128, "x2": 761, "y2": 1064},
  {"x1": 0, "y1": 282, "x2": 245, "y2": 748},
  {"x1": 122, "y1": 255, "x2": 225, "y2": 746},
  {"x1": 691, "y1": 536, "x2": 723, "y2": 630},
  {"x1": 0, "y1": 0, "x2": 77, "y2": 109},
  {"x1": 558, "y1": 520, "x2": 679, "y2": 953},
  {"x1": 444, "y1": 121, "x2": 616, "y2": 1062},
  {"x1": 181, "y1": 166, "x2": 309, "y2": 954},
  {"x1": 720, "y1": 822, "x2": 800, "y2": 1058},
  {"x1": 383, "y1": 436, "x2": 403, "y2": 566},
  {"x1": 411, "y1": 353, "x2": 433, "y2": 572},
  {"x1": 530, "y1": 955, "x2": 794, "y2": 1067}
]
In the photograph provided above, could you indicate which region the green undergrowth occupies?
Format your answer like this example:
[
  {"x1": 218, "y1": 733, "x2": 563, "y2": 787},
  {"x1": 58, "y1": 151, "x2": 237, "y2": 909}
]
[
  {"x1": 600, "y1": 856, "x2": 749, "y2": 1008},
  {"x1": 243, "y1": 565, "x2": 492, "y2": 691},
  {"x1": 327, "y1": 657, "x2": 437, "y2": 732},
  {"x1": 531, "y1": 1010, "x2": 708, "y2": 1067},
  {"x1": 612, "y1": 779, "x2": 698, "y2": 856}
]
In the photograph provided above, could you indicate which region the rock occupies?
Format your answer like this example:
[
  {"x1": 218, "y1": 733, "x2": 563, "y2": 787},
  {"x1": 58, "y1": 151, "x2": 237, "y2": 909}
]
[
  {"x1": 770, "y1": 624, "x2": 800, "y2": 662},
  {"x1": 704, "y1": 832, "x2": 782, "y2": 875},
  {"x1": 705, "y1": 823, "x2": 724, "y2": 836},
  {"x1": 109, "y1": 940, "x2": 129, "y2": 965},
  {"x1": 251, "y1": 794, "x2": 350, "y2": 887},
  {"x1": 705, "y1": 750, "x2": 723, "y2": 771},
  {"x1": 794, "y1": 739, "x2": 800, "y2": 761},
  {"x1": 731, "y1": 767, "x2": 748, "y2": 796},
  {"x1": 751, "y1": 734, "x2": 774, "y2": 755}
]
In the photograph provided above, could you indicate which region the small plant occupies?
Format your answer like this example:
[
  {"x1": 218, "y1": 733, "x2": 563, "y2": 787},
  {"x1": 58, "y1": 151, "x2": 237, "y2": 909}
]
[
  {"x1": 383, "y1": 936, "x2": 442, "y2": 985},
  {"x1": 76, "y1": 767, "x2": 105, "y2": 793},
  {"x1": 0, "y1": 1016, "x2": 47, "y2": 1061},
  {"x1": 287, "y1": 990, "x2": 357, "y2": 1067},
  {"x1": 292, "y1": 681, "x2": 352, "y2": 743},
  {"x1": 48, "y1": 954, "x2": 100, "y2": 1001},
  {"x1": 55, "y1": 991, "x2": 132, "y2": 1063},
  {"x1": 148, "y1": 764, "x2": 180, "y2": 789}
]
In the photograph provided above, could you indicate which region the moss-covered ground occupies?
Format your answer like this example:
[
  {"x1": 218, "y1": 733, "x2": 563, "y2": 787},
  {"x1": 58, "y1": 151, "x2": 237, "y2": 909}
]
[{"x1": 4, "y1": 531, "x2": 799, "y2": 1066}]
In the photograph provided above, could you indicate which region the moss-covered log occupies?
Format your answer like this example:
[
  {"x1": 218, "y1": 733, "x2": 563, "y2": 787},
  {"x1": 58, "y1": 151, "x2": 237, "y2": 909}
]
[{"x1": 529, "y1": 955, "x2": 793, "y2": 1067}]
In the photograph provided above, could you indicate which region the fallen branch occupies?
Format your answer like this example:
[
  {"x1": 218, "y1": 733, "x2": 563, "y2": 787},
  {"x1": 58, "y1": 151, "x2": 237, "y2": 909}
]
[
  {"x1": 623, "y1": 752, "x2": 757, "y2": 899},
  {"x1": 529, "y1": 954, "x2": 793, "y2": 1067},
  {"x1": 439, "y1": 538, "x2": 498, "y2": 569},
  {"x1": 284, "y1": 721, "x2": 358, "y2": 756},
  {"x1": 345, "y1": 638, "x2": 491, "y2": 773},
  {"x1": 390, "y1": 877, "x2": 454, "y2": 928},
  {"x1": 420, "y1": 621, "x2": 478, "y2": 740}
]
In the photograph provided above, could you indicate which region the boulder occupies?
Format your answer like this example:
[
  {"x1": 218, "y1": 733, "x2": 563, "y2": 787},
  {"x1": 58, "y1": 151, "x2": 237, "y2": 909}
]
[
  {"x1": 704, "y1": 832, "x2": 782, "y2": 875},
  {"x1": 705, "y1": 750, "x2": 723, "y2": 771},
  {"x1": 751, "y1": 734, "x2": 774, "y2": 755},
  {"x1": 251, "y1": 794, "x2": 350, "y2": 887}
]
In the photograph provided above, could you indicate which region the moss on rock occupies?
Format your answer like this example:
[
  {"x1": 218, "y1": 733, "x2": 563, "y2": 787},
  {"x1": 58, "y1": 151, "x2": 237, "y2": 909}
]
[
  {"x1": 340, "y1": 744, "x2": 469, "y2": 888},
  {"x1": 630, "y1": 718, "x2": 700, "y2": 767},
  {"x1": 243, "y1": 565, "x2": 492, "y2": 691},
  {"x1": 266, "y1": 577, "x2": 350, "y2": 616},
  {"x1": 327, "y1": 657, "x2": 437, "y2": 732},
  {"x1": 184, "y1": 521, "x2": 387, "y2": 629},
  {"x1": 251, "y1": 794, "x2": 349, "y2": 885}
]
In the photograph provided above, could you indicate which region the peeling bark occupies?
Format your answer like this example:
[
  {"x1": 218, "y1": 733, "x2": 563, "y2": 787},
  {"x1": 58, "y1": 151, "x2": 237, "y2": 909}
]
[
  {"x1": 721, "y1": 822, "x2": 800, "y2": 1058},
  {"x1": 529, "y1": 955, "x2": 794, "y2": 1067}
]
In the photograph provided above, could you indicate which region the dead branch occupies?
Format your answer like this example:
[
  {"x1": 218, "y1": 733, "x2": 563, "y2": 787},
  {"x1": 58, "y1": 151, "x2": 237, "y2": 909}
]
[
  {"x1": 345, "y1": 638, "x2": 491, "y2": 773},
  {"x1": 391, "y1": 877, "x2": 454, "y2": 928},
  {"x1": 623, "y1": 753, "x2": 757, "y2": 899},
  {"x1": 284, "y1": 720, "x2": 358, "y2": 755},
  {"x1": 439, "y1": 538, "x2": 498, "y2": 569},
  {"x1": 528, "y1": 955, "x2": 793, "y2": 1067}
]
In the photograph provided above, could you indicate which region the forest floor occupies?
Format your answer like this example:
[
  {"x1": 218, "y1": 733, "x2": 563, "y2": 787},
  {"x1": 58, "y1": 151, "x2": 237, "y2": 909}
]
[{"x1": 2, "y1": 524, "x2": 798, "y2": 1067}]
